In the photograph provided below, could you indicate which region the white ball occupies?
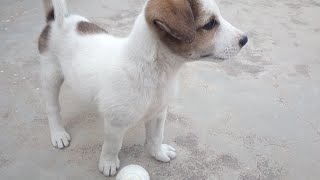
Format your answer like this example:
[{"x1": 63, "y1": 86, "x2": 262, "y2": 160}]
[{"x1": 116, "y1": 164, "x2": 150, "y2": 180}]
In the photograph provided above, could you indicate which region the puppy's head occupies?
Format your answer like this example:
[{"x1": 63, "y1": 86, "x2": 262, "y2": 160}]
[{"x1": 145, "y1": 0, "x2": 248, "y2": 60}]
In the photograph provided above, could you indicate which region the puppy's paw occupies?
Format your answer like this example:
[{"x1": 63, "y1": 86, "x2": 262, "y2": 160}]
[
  {"x1": 50, "y1": 130, "x2": 71, "y2": 149},
  {"x1": 98, "y1": 157, "x2": 120, "y2": 176},
  {"x1": 150, "y1": 144, "x2": 176, "y2": 162}
]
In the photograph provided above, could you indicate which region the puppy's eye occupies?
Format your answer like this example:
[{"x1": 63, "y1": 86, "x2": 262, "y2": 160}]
[{"x1": 202, "y1": 19, "x2": 217, "y2": 30}]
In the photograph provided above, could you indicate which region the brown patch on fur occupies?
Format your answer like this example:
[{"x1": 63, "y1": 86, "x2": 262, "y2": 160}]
[
  {"x1": 38, "y1": 25, "x2": 51, "y2": 54},
  {"x1": 46, "y1": 8, "x2": 54, "y2": 22},
  {"x1": 145, "y1": 0, "x2": 196, "y2": 43},
  {"x1": 76, "y1": 21, "x2": 107, "y2": 35},
  {"x1": 189, "y1": 0, "x2": 203, "y2": 21},
  {"x1": 145, "y1": 0, "x2": 217, "y2": 57}
]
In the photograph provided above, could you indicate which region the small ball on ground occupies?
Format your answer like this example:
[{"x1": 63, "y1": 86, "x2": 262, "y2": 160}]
[{"x1": 116, "y1": 164, "x2": 150, "y2": 180}]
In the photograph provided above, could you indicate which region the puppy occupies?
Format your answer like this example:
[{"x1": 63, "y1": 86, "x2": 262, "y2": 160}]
[{"x1": 39, "y1": 0, "x2": 247, "y2": 176}]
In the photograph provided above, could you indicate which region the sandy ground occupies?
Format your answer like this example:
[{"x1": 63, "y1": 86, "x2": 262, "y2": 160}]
[{"x1": 1, "y1": 0, "x2": 320, "y2": 179}]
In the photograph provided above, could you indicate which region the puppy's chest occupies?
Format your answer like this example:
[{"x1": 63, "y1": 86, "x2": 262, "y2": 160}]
[
  {"x1": 137, "y1": 77, "x2": 173, "y2": 119},
  {"x1": 145, "y1": 81, "x2": 170, "y2": 106}
]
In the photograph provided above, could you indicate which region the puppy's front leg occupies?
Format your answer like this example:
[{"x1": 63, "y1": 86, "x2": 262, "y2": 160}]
[
  {"x1": 145, "y1": 108, "x2": 176, "y2": 162},
  {"x1": 99, "y1": 121, "x2": 126, "y2": 177}
]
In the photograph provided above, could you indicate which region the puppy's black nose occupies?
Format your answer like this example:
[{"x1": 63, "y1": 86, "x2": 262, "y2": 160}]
[{"x1": 239, "y1": 35, "x2": 248, "y2": 47}]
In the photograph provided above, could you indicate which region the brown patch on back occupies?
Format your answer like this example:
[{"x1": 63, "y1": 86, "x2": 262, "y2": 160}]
[
  {"x1": 38, "y1": 7, "x2": 54, "y2": 54},
  {"x1": 76, "y1": 21, "x2": 107, "y2": 35},
  {"x1": 38, "y1": 24, "x2": 51, "y2": 54},
  {"x1": 145, "y1": 0, "x2": 217, "y2": 58},
  {"x1": 46, "y1": 8, "x2": 54, "y2": 23}
]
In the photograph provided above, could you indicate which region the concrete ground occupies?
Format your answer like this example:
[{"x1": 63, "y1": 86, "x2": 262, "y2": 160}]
[{"x1": 1, "y1": 0, "x2": 320, "y2": 179}]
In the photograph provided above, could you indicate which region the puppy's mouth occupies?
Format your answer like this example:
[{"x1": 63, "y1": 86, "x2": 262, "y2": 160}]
[
  {"x1": 200, "y1": 53, "x2": 227, "y2": 61},
  {"x1": 200, "y1": 53, "x2": 213, "y2": 58}
]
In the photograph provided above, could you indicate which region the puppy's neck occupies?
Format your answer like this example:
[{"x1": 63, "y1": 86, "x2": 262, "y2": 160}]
[{"x1": 126, "y1": 13, "x2": 185, "y2": 76}]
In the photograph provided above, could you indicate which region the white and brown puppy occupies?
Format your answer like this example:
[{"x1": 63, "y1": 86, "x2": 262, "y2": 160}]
[{"x1": 39, "y1": 0, "x2": 247, "y2": 177}]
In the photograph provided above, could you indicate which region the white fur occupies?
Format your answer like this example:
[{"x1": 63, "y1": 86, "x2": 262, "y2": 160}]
[{"x1": 41, "y1": 0, "x2": 245, "y2": 177}]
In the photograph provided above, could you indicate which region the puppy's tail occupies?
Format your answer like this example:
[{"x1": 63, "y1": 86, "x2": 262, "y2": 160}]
[{"x1": 42, "y1": 0, "x2": 69, "y2": 27}]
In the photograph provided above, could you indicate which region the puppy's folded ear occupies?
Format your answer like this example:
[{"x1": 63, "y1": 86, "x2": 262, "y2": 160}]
[{"x1": 145, "y1": 0, "x2": 196, "y2": 43}]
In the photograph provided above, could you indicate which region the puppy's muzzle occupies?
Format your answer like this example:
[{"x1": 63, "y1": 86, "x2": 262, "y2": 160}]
[{"x1": 239, "y1": 35, "x2": 248, "y2": 48}]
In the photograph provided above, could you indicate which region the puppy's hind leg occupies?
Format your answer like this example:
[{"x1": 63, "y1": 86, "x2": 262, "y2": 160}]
[{"x1": 41, "y1": 56, "x2": 71, "y2": 149}]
